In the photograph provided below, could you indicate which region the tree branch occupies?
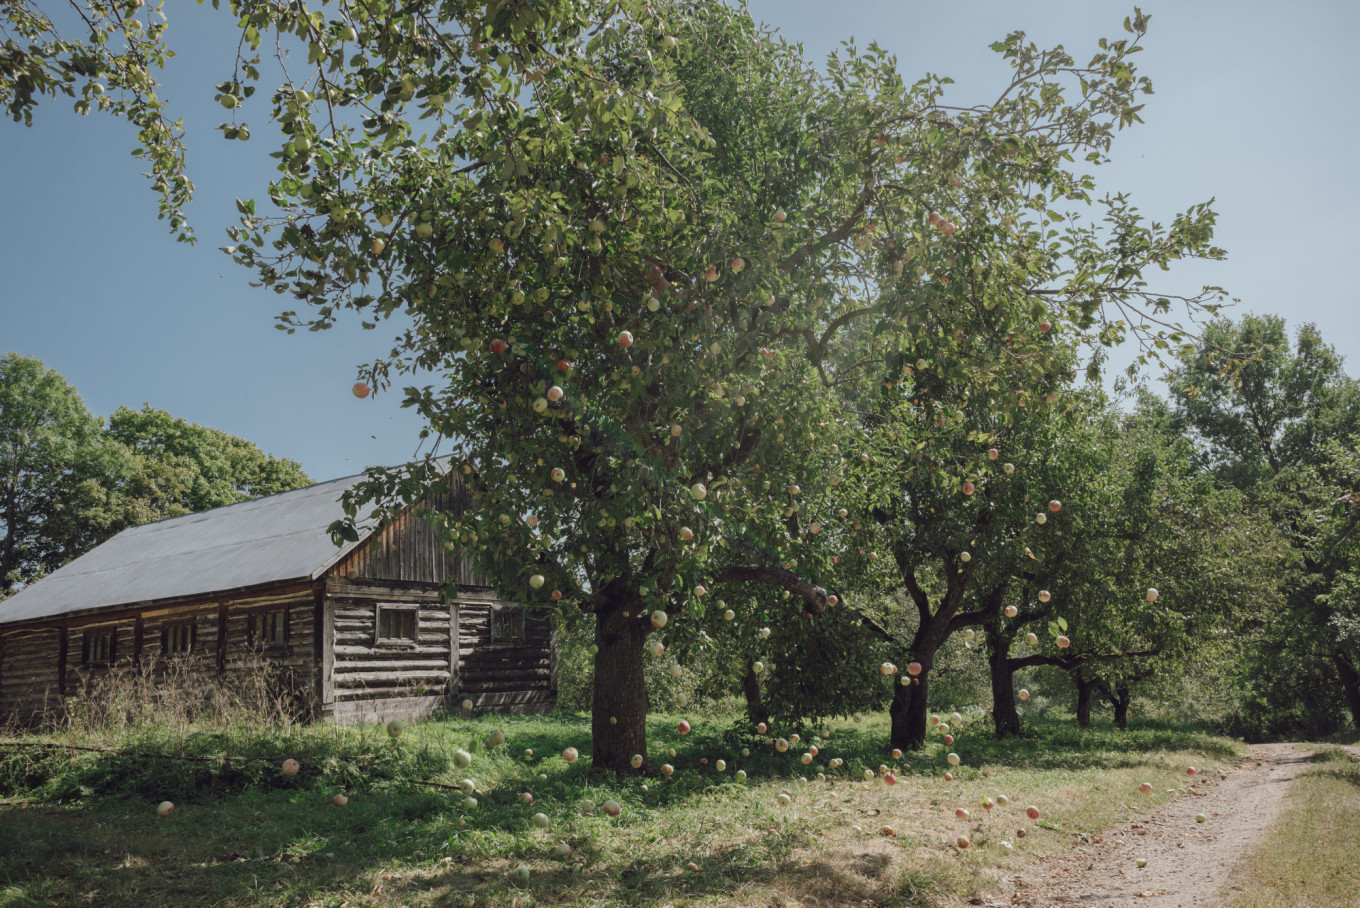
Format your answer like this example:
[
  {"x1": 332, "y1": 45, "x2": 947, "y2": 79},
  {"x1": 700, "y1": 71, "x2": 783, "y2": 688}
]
[{"x1": 713, "y1": 565, "x2": 830, "y2": 616}]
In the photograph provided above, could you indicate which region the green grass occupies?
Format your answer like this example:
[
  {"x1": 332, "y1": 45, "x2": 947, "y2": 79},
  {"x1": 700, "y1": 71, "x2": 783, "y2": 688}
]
[
  {"x1": 1229, "y1": 746, "x2": 1360, "y2": 908},
  {"x1": 0, "y1": 711, "x2": 1246, "y2": 907}
]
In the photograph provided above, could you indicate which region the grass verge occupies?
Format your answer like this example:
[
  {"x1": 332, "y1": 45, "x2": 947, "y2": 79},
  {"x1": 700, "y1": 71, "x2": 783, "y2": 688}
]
[
  {"x1": 0, "y1": 711, "x2": 1245, "y2": 907},
  {"x1": 1228, "y1": 746, "x2": 1360, "y2": 908}
]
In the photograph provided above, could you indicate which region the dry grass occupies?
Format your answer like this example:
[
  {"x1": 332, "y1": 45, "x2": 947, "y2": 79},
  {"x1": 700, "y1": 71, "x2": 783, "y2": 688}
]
[{"x1": 1228, "y1": 747, "x2": 1360, "y2": 908}]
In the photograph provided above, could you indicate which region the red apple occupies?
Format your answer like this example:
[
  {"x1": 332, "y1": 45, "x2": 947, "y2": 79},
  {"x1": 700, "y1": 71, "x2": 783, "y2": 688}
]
[
  {"x1": 1048, "y1": 500, "x2": 1062, "y2": 512},
  {"x1": 962, "y1": 481, "x2": 975, "y2": 496},
  {"x1": 282, "y1": 759, "x2": 300, "y2": 776},
  {"x1": 523, "y1": 792, "x2": 534, "y2": 805},
  {"x1": 757, "y1": 722, "x2": 768, "y2": 734},
  {"x1": 333, "y1": 793, "x2": 348, "y2": 807},
  {"x1": 1056, "y1": 635, "x2": 1070, "y2": 648},
  {"x1": 1186, "y1": 767, "x2": 1197, "y2": 777},
  {"x1": 1139, "y1": 782, "x2": 1153, "y2": 794},
  {"x1": 547, "y1": 385, "x2": 563, "y2": 402},
  {"x1": 988, "y1": 448, "x2": 999, "y2": 460},
  {"x1": 563, "y1": 747, "x2": 579, "y2": 763},
  {"x1": 602, "y1": 800, "x2": 621, "y2": 817},
  {"x1": 1004, "y1": 605, "x2": 1018, "y2": 618},
  {"x1": 1039, "y1": 322, "x2": 1052, "y2": 333},
  {"x1": 1038, "y1": 590, "x2": 1051, "y2": 602},
  {"x1": 891, "y1": 748, "x2": 903, "y2": 760},
  {"x1": 884, "y1": 772, "x2": 896, "y2": 786},
  {"x1": 352, "y1": 382, "x2": 370, "y2": 398},
  {"x1": 942, "y1": 222, "x2": 956, "y2": 237},
  {"x1": 618, "y1": 330, "x2": 634, "y2": 347},
  {"x1": 773, "y1": 209, "x2": 787, "y2": 223},
  {"x1": 944, "y1": 771, "x2": 954, "y2": 781},
  {"x1": 1026, "y1": 806, "x2": 1040, "y2": 820},
  {"x1": 489, "y1": 237, "x2": 504, "y2": 254},
  {"x1": 556, "y1": 359, "x2": 571, "y2": 372},
  {"x1": 661, "y1": 763, "x2": 674, "y2": 776},
  {"x1": 704, "y1": 266, "x2": 719, "y2": 282},
  {"x1": 907, "y1": 662, "x2": 922, "y2": 676},
  {"x1": 678, "y1": 720, "x2": 691, "y2": 735},
  {"x1": 944, "y1": 734, "x2": 954, "y2": 745},
  {"x1": 490, "y1": 338, "x2": 508, "y2": 355},
  {"x1": 956, "y1": 835, "x2": 970, "y2": 849},
  {"x1": 1019, "y1": 689, "x2": 1030, "y2": 701}
]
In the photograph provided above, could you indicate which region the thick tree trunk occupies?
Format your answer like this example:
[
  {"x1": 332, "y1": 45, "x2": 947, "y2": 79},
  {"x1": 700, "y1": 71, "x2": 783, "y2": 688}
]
[
  {"x1": 1112, "y1": 683, "x2": 1131, "y2": 731},
  {"x1": 1334, "y1": 651, "x2": 1360, "y2": 732},
  {"x1": 1075, "y1": 675, "x2": 1096, "y2": 729},
  {"x1": 741, "y1": 660, "x2": 768, "y2": 727},
  {"x1": 991, "y1": 657, "x2": 1023, "y2": 739},
  {"x1": 889, "y1": 672, "x2": 929, "y2": 751},
  {"x1": 590, "y1": 592, "x2": 650, "y2": 776}
]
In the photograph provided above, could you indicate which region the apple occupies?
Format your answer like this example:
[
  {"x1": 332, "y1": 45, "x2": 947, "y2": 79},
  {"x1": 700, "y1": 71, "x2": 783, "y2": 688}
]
[
  {"x1": 715, "y1": 759, "x2": 727, "y2": 772},
  {"x1": 988, "y1": 448, "x2": 999, "y2": 460},
  {"x1": 490, "y1": 338, "x2": 508, "y2": 355},
  {"x1": 694, "y1": 585, "x2": 707, "y2": 597},
  {"x1": 1004, "y1": 462, "x2": 1016, "y2": 475},
  {"x1": 881, "y1": 662, "x2": 897, "y2": 676},
  {"x1": 944, "y1": 771, "x2": 953, "y2": 781},
  {"x1": 776, "y1": 793, "x2": 792, "y2": 807},
  {"x1": 454, "y1": 748, "x2": 472, "y2": 768},
  {"x1": 947, "y1": 753, "x2": 960, "y2": 766},
  {"x1": 370, "y1": 237, "x2": 386, "y2": 255},
  {"x1": 1139, "y1": 782, "x2": 1153, "y2": 794},
  {"x1": 773, "y1": 209, "x2": 787, "y2": 223},
  {"x1": 464, "y1": 796, "x2": 478, "y2": 809},
  {"x1": 1016, "y1": 827, "x2": 1027, "y2": 838},
  {"x1": 1146, "y1": 588, "x2": 1159, "y2": 602},
  {"x1": 955, "y1": 807, "x2": 970, "y2": 820},
  {"x1": 487, "y1": 729, "x2": 505, "y2": 747},
  {"x1": 618, "y1": 330, "x2": 634, "y2": 347},
  {"x1": 550, "y1": 467, "x2": 566, "y2": 482},
  {"x1": 928, "y1": 211, "x2": 941, "y2": 225},
  {"x1": 760, "y1": 626, "x2": 772, "y2": 639},
  {"x1": 1056, "y1": 635, "x2": 1070, "y2": 648},
  {"x1": 1038, "y1": 590, "x2": 1051, "y2": 602},
  {"x1": 415, "y1": 221, "x2": 433, "y2": 239},
  {"x1": 678, "y1": 720, "x2": 691, "y2": 735},
  {"x1": 956, "y1": 835, "x2": 970, "y2": 850},
  {"x1": 863, "y1": 769, "x2": 875, "y2": 781},
  {"x1": 1136, "y1": 858, "x2": 1147, "y2": 868},
  {"x1": 723, "y1": 609, "x2": 735, "y2": 621},
  {"x1": 1195, "y1": 813, "x2": 1207, "y2": 823},
  {"x1": 731, "y1": 257, "x2": 746, "y2": 273},
  {"x1": 661, "y1": 34, "x2": 677, "y2": 50},
  {"x1": 220, "y1": 93, "x2": 237, "y2": 109},
  {"x1": 649, "y1": 641, "x2": 665, "y2": 658},
  {"x1": 1036, "y1": 513, "x2": 1049, "y2": 526},
  {"x1": 282, "y1": 759, "x2": 300, "y2": 776},
  {"x1": 1048, "y1": 500, "x2": 1062, "y2": 512},
  {"x1": 532, "y1": 811, "x2": 551, "y2": 829},
  {"x1": 960, "y1": 552, "x2": 972, "y2": 563},
  {"x1": 460, "y1": 779, "x2": 477, "y2": 795},
  {"x1": 1186, "y1": 767, "x2": 1197, "y2": 776},
  {"x1": 938, "y1": 724, "x2": 949, "y2": 734},
  {"x1": 996, "y1": 795, "x2": 1010, "y2": 807},
  {"x1": 602, "y1": 799, "x2": 622, "y2": 817},
  {"x1": 1039, "y1": 322, "x2": 1052, "y2": 333},
  {"x1": 563, "y1": 747, "x2": 579, "y2": 763},
  {"x1": 333, "y1": 793, "x2": 348, "y2": 807},
  {"x1": 1025, "y1": 633, "x2": 1039, "y2": 646},
  {"x1": 1004, "y1": 605, "x2": 1018, "y2": 618},
  {"x1": 690, "y1": 482, "x2": 707, "y2": 500},
  {"x1": 387, "y1": 720, "x2": 406, "y2": 738},
  {"x1": 553, "y1": 842, "x2": 573, "y2": 858},
  {"x1": 157, "y1": 800, "x2": 175, "y2": 817},
  {"x1": 1019, "y1": 689, "x2": 1030, "y2": 701},
  {"x1": 1026, "y1": 806, "x2": 1040, "y2": 820},
  {"x1": 630, "y1": 754, "x2": 644, "y2": 769},
  {"x1": 547, "y1": 385, "x2": 564, "y2": 402},
  {"x1": 828, "y1": 595, "x2": 840, "y2": 607},
  {"x1": 661, "y1": 763, "x2": 674, "y2": 776},
  {"x1": 776, "y1": 738, "x2": 790, "y2": 753},
  {"x1": 352, "y1": 382, "x2": 371, "y2": 398},
  {"x1": 581, "y1": 799, "x2": 596, "y2": 815},
  {"x1": 944, "y1": 735, "x2": 954, "y2": 745},
  {"x1": 907, "y1": 661, "x2": 923, "y2": 677},
  {"x1": 962, "y1": 481, "x2": 975, "y2": 496},
  {"x1": 801, "y1": 753, "x2": 813, "y2": 765},
  {"x1": 529, "y1": 574, "x2": 545, "y2": 589}
]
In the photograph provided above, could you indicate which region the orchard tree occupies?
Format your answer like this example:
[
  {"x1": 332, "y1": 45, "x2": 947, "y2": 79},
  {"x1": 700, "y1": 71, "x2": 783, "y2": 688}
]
[
  {"x1": 7, "y1": 0, "x2": 1230, "y2": 770},
  {"x1": 1169, "y1": 316, "x2": 1360, "y2": 735}
]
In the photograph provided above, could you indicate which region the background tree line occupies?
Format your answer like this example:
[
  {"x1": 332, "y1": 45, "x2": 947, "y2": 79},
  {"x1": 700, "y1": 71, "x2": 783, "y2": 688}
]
[{"x1": 0, "y1": 352, "x2": 311, "y2": 596}]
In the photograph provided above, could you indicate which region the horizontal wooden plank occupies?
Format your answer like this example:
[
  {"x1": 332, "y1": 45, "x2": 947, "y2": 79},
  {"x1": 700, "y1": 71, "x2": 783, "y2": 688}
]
[
  {"x1": 333, "y1": 645, "x2": 451, "y2": 657},
  {"x1": 333, "y1": 659, "x2": 450, "y2": 672},
  {"x1": 335, "y1": 669, "x2": 452, "y2": 684},
  {"x1": 326, "y1": 694, "x2": 447, "y2": 723}
]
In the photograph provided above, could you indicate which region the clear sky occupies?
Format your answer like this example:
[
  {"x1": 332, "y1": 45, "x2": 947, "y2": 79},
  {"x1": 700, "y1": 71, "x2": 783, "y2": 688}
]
[{"x1": 2, "y1": 1, "x2": 1356, "y2": 483}]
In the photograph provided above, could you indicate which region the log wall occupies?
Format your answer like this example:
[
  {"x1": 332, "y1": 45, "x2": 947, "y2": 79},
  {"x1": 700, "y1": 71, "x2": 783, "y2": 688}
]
[{"x1": 320, "y1": 578, "x2": 555, "y2": 723}]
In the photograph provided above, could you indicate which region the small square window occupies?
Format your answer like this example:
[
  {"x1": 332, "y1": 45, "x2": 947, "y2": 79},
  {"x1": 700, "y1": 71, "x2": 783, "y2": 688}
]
[
  {"x1": 251, "y1": 609, "x2": 288, "y2": 648},
  {"x1": 377, "y1": 606, "x2": 418, "y2": 643},
  {"x1": 82, "y1": 629, "x2": 115, "y2": 666},
  {"x1": 163, "y1": 621, "x2": 195, "y2": 656},
  {"x1": 491, "y1": 606, "x2": 525, "y2": 643}
]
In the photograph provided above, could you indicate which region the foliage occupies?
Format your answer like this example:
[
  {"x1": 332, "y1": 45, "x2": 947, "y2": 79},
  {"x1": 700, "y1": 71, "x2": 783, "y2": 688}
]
[
  {"x1": 1169, "y1": 315, "x2": 1360, "y2": 738},
  {"x1": 107, "y1": 403, "x2": 311, "y2": 521},
  {"x1": 0, "y1": 353, "x2": 125, "y2": 591},
  {"x1": 0, "y1": 355, "x2": 311, "y2": 594}
]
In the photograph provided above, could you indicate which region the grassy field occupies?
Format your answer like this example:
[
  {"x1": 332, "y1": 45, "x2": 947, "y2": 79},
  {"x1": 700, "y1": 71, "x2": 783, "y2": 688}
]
[
  {"x1": 0, "y1": 710, "x2": 1245, "y2": 907},
  {"x1": 1228, "y1": 746, "x2": 1360, "y2": 908}
]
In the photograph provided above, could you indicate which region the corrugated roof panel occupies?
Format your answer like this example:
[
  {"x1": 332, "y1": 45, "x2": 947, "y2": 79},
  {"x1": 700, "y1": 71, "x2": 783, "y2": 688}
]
[{"x1": 0, "y1": 472, "x2": 380, "y2": 626}]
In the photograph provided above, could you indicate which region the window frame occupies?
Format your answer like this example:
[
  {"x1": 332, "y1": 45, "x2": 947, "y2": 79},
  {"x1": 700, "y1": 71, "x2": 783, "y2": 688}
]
[
  {"x1": 375, "y1": 604, "x2": 419, "y2": 646},
  {"x1": 490, "y1": 604, "x2": 526, "y2": 644},
  {"x1": 247, "y1": 607, "x2": 290, "y2": 650},
  {"x1": 161, "y1": 620, "x2": 196, "y2": 656},
  {"x1": 81, "y1": 628, "x2": 116, "y2": 667}
]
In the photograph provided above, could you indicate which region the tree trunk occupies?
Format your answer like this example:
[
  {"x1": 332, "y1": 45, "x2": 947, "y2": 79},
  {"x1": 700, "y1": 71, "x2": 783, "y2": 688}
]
[
  {"x1": 889, "y1": 672, "x2": 929, "y2": 751},
  {"x1": 1075, "y1": 674, "x2": 1096, "y2": 729},
  {"x1": 1, "y1": 474, "x2": 18, "y2": 592},
  {"x1": 1112, "y1": 683, "x2": 1131, "y2": 730},
  {"x1": 990, "y1": 653, "x2": 1023, "y2": 739},
  {"x1": 742, "y1": 659, "x2": 768, "y2": 727},
  {"x1": 1334, "y1": 651, "x2": 1360, "y2": 732},
  {"x1": 590, "y1": 592, "x2": 650, "y2": 776}
]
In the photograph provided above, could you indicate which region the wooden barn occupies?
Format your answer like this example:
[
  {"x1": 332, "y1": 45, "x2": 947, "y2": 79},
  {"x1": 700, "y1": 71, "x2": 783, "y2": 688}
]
[{"x1": 0, "y1": 467, "x2": 555, "y2": 725}]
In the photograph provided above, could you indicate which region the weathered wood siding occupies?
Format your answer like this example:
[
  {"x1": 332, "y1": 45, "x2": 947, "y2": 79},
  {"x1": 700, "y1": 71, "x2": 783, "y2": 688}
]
[
  {"x1": 321, "y1": 578, "x2": 554, "y2": 723},
  {"x1": 331, "y1": 480, "x2": 491, "y2": 588},
  {"x1": 0, "y1": 628, "x2": 63, "y2": 721}
]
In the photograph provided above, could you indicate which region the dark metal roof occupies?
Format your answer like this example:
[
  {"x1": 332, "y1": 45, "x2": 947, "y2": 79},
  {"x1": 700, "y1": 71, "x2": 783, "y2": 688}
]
[{"x1": 0, "y1": 469, "x2": 421, "y2": 628}]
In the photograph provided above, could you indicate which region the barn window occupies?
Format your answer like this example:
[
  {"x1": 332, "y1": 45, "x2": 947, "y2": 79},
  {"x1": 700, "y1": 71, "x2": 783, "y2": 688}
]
[
  {"x1": 377, "y1": 606, "x2": 418, "y2": 643},
  {"x1": 82, "y1": 629, "x2": 115, "y2": 666},
  {"x1": 249, "y1": 609, "x2": 289, "y2": 649},
  {"x1": 163, "y1": 621, "x2": 195, "y2": 656},
  {"x1": 491, "y1": 606, "x2": 525, "y2": 643}
]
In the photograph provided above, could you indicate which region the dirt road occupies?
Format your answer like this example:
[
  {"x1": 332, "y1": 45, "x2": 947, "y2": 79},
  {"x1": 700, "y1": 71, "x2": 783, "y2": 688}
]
[{"x1": 993, "y1": 742, "x2": 1314, "y2": 907}]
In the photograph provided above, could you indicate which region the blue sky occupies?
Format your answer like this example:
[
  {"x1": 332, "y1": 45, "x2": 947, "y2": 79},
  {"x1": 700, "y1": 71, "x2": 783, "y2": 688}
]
[{"x1": 2, "y1": 1, "x2": 1356, "y2": 483}]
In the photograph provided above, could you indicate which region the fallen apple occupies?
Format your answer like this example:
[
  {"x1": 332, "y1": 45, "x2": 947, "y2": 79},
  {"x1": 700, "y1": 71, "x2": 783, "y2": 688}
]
[
  {"x1": 157, "y1": 800, "x2": 175, "y2": 817},
  {"x1": 1026, "y1": 806, "x2": 1040, "y2": 820},
  {"x1": 563, "y1": 747, "x2": 579, "y2": 763},
  {"x1": 603, "y1": 800, "x2": 622, "y2": 817}
]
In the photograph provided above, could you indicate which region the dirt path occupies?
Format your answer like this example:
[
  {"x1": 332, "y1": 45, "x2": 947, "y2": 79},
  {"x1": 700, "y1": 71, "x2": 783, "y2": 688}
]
[{"x1": 991, "y1": 742, "x2": 1314, "y2": 907}]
